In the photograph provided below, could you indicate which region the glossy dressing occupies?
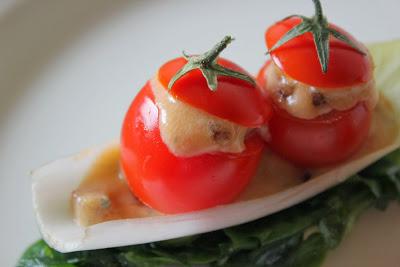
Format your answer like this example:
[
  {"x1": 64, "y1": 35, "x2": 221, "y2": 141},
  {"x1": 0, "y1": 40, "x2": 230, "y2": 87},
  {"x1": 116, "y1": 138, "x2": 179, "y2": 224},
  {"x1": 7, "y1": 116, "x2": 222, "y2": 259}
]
[
  {"x1": 72, "y1": 93, "x2": 397, "y2": 227},
  {"x1": 71, "y1": 146, "x2": 158, "y2": 227},
  {"x1": 151, "y1": 77, "x2": 250, "y2": 157},
  {"x1": 264, "y1": 63, "x2": 378, "y2": 120}
]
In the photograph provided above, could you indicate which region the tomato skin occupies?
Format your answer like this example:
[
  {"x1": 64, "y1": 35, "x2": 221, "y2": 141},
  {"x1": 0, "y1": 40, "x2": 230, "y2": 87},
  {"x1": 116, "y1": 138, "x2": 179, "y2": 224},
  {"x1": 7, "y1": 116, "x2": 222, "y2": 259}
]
[
  {"x1": 120, "y1": 82, "x2": 264, "y2": 214},
  {"x1": 256, "y1": 61, "x2": 271, "y2": 94},
  {"x1": 266, "y1": 17, "x2": 373, "y2": 88},
  {"x1": 266, "y1": 102, "x2": 372, "y2": 167},
  {"x1": 158, "y1": 57, "x2": 271, "y2": 127}
]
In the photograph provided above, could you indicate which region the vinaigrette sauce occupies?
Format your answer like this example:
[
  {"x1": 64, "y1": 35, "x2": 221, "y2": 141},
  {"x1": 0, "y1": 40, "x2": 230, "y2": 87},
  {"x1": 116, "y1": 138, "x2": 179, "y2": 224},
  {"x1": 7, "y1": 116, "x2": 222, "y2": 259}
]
[
  {"x1": 71, "y1": 147, "x2": 158, "y2": 227},
  {"x1": 72, "y1": 94, "x2": 398, "y2": 227},
  {"x1": 151, "y1": 78, "x2": 249, "y2": 157}
]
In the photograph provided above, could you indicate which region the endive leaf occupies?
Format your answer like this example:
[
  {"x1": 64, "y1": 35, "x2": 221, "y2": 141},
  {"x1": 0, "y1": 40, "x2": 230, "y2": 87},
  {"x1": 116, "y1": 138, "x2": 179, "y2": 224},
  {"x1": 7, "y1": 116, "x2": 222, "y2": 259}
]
[
  {"x1": 20, "y1": 40, "x2": 400, "y2": 267},
  {"x1": 369, "y1": 40, "x2": 400, "y2": 113}
]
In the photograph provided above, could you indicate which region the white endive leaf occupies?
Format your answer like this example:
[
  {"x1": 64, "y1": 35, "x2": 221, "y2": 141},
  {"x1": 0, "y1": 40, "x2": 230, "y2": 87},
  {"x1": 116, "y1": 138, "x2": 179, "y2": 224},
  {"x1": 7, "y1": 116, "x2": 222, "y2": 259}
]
[{"x1": 32, "y1": 40, "x2": 400, "y2": 253}]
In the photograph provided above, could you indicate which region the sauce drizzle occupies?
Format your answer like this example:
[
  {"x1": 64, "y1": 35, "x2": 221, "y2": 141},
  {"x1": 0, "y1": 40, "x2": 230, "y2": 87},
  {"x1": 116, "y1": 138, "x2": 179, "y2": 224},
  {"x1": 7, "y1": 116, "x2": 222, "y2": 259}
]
[{"x1": 72, "y1": 94, "x2": 398, "y2": 227}]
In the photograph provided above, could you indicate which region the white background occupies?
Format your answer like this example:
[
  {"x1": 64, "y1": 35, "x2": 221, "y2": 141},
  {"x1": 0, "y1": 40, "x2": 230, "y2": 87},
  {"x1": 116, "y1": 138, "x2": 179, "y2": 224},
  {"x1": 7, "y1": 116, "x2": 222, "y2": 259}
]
[{"x1": 0, "y1": 0, "x2": 399, "y2": 266}]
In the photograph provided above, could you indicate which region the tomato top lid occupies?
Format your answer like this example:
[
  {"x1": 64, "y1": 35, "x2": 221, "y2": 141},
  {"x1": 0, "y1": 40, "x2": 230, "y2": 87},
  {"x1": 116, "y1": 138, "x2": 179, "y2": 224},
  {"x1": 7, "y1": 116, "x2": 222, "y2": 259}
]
[
  {"x1": 158, "y1": 36, "x2": 272, "y2": 127},
  {"x1": 266, "y1": 0, "x2": 373, "y2": 89}
]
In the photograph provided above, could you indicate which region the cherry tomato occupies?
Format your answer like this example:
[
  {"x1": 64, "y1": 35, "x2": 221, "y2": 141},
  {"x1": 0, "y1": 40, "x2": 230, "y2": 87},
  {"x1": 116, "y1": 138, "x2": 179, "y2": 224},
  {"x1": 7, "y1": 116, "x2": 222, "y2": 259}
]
[
  {"x1": 266, "y1": 17, "x2": 373, "y2": 89},
  {"x1": 265, "y1": 101, "x2": 371, "y2": 167},
  {"x1": 121, "y1": 72, "x2": 267, "y2": 213},
  {"x1": 158, "y1": 57, "x2": 271, "y2": 127},
  {"x1": 257, "y1": 61, "x2": 372, "y2": 167}
]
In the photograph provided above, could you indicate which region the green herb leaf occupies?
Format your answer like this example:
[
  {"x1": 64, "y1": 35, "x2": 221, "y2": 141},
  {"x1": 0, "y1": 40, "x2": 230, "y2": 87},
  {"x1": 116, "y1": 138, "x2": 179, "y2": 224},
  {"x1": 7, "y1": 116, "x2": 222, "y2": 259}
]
[{"x1": 281, "y1": 233, "x2": 328, "y2": 267}]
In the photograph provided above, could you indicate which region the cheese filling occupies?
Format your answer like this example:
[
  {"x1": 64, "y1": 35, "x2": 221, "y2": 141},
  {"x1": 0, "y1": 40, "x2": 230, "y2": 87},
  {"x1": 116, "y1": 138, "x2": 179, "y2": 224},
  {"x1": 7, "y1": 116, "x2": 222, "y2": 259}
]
[
  {"x1": 151, "y1": 77, "x2": 251, "y2": 157},
  {"x1": 264, "y1": 63, "x2": 378, "y2": 119}
]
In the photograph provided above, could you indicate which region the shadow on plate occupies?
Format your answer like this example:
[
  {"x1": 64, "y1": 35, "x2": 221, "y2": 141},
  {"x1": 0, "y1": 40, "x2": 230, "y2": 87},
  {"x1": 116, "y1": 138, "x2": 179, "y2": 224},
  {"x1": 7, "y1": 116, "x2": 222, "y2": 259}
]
[{"x1": 0, "y1": 0, "x2": 136, "y2": 127}]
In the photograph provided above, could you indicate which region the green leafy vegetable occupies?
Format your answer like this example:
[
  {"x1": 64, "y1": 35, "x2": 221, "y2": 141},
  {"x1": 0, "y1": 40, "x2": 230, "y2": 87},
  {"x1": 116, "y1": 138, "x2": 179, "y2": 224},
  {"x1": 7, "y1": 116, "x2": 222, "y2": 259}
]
[{"x1": 18, "y1": 149, "x2": 400, "y2": 267}]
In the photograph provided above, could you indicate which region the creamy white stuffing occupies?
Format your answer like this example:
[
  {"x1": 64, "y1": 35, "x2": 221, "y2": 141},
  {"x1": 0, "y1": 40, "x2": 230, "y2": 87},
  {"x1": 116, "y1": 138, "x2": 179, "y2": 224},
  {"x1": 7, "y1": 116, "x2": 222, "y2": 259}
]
[
  {"x1": 264, "y1": 63, "x2": 378, "y2": 119},
  {"x1": 151, "y1": 78, "x2": 251, "y2": 157}
]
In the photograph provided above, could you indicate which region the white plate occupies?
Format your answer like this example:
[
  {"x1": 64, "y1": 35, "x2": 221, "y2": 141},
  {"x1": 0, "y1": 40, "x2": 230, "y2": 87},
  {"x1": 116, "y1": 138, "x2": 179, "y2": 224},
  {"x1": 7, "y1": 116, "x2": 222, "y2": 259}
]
[{"x1": 0, "y1": 0, "x2": 399, "y2": 266}]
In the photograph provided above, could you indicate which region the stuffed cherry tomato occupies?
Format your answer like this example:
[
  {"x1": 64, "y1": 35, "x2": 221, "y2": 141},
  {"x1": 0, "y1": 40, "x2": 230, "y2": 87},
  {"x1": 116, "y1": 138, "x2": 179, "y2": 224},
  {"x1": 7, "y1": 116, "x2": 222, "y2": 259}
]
[
  {"x1": 121, "y1": 36, "x2": 271, "y2": 214},
  {"x1": 257, "y1": 0, "x2": 377, "y2": 167}
]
